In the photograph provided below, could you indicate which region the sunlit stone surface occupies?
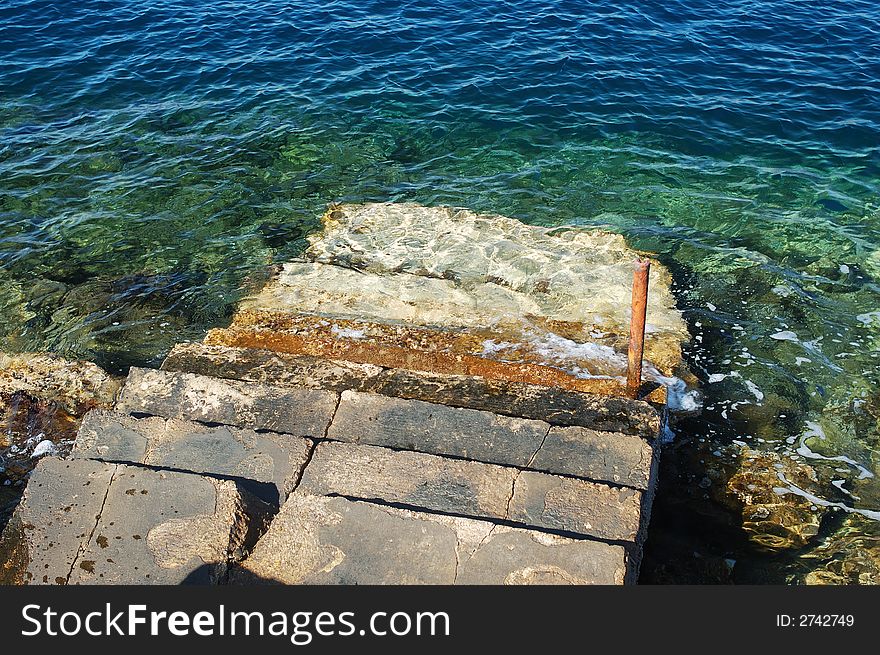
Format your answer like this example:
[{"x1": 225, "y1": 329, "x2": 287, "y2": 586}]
[{"x1": 229, "y1": 203, "x2": 692, "y2": 399}]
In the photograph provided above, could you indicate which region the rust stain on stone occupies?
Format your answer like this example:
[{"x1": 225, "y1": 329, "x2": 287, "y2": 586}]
[{"x1": 205, "y1": 311, "x2": 666, "y2": 403}]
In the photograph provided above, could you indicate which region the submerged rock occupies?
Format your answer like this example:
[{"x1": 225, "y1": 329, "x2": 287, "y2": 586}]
[
  {"x1": 221, "y1": 202, "x2": 695, "y2": 405},
  {"x1": 1, "y1": 352, "x2": 120, "y2": 414},
  {"x1": 1, "y1": 353, "x2": 121, "y2": 524},
  {"x1": 801, "y1": 516, "x2": 880, "y2": 585},
  {"x1": 724, "y1": 447, "x2": 826, "y2": 551}
]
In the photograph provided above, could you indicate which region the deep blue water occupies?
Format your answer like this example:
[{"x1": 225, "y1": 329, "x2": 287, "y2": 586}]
[{"x1": 1, "y1": 0, "x2": 879, "y2": 583}]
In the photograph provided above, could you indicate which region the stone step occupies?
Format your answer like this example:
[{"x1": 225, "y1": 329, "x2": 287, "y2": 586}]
[
  {"x1": 205, "y1": 310, "x2": 670, "y2": 403},
  {"x1": 108, "y1": 367, "x2": 656, "y2": 491},
  {"x1": 162, "y1": 342, "x2": 662, "y2": 438},
  {"x1": 299, "y1": 441, "x2": 643, "y2": 543},
  {"x1": 72, "y1": 409, "x2": 313, "y2": 502},
  {"x1": 232, "y1": 493, "x2": 630, "y2": 585},
  {"x1": 0, "y1": 457, "x2": 271, "y2": 585},
  {"x1": 117, "y1": 366, "x2": 336, "y2": 438},
  {"x1": 329, "y1": 390, "x2": 655, "y2": 490},
  {"x1": 115, "y1": 363, "x2": 657, "y2": 490}
]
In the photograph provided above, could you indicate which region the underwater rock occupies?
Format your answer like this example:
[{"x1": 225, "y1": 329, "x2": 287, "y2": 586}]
[
  {"x1": 227, "y1": 203, "x2": 694, "y2": 405},
  {"x1": 0, "y1": 352, "x2": 120, "y2": 415},
  {"x1": 0, "y1": 278, "x2": 36, "y2": 351},
  {"x1": 724, "y1": 447, "x2": 826, "y2": 552},
  {"x1": 1, "y1": 353, "x2": 121, "y2": 520},
  {"x1": 801, "y1": 515, "x2": 880, "y2": 585}
]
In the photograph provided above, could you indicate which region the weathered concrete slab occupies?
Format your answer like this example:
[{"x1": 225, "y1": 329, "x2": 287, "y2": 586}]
[
  {"x1": 298, "y1": 441, "x2": 643, "y2": 543},
  {"x1": 162, "y1": 342, "x2": 383, "y2": 393},
  {"x1": 117, "y1": 367, "x2": 337, "y2": 437},
  {"x1": 0, "y1": 457, "x2": 115, "y2": 585},
  {"x1": 530, "y1": 426, "x2": 655, "y2": 491},
  {"x1": 232, "y1": 493, "x2": 628, "y2": 585},
  {"x1": 0, "y1": 458, "x2": 271, "y2": 585},
  {"x1": 373, "y1": 367, "x2": 664, "y2": 437},
  {"x1": 327, "y1": 390, "x2": 548, "y2": 467},
  {"x1": 509, "y1": 471, "x2": 642, "y2": 542},
  {"x1": 73, "y1": 410, "x2": 312, "y2": 500},
  {"x1": 69, "y1": 465, "x2": 270, "y2": 584},
  {"x1": 299, "y1": 442, "x2": 517, "y2": 519},
  {"x1": 206, "y1": 311, "x2": 668, "y2": 404},
  {"x1": 162, "y1": 342, "x2": 663, "y2": 437}
]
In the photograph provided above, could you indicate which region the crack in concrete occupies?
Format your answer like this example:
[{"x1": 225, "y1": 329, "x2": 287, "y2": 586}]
[
  {"x1": 504, "y1": 472, "x2": 519, "y2": 521},
  {"x1": 66, "y1": 464, "x2": 117, "y2": 584},
  {"x1": 471, "y1": 523, "x2": 499, "y2": 558},
  {"x1": 323, "y1": 392, "x2": 343, "y2": 440},
  {"x1": 287, "y1": 439, "x2": 318, "y2": 497},
  {"x1": 524, "y1": 424, "x2": 552, "y2": 469}
]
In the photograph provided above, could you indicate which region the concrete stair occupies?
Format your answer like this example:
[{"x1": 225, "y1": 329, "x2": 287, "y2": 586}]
[{"x1": 3, "y1": 347, "x2": 662, "y2": 586}]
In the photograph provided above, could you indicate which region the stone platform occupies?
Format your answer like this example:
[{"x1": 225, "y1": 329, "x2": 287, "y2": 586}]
[{"x1": 1, "y1": 203, "x2": 689, "y2": 585}]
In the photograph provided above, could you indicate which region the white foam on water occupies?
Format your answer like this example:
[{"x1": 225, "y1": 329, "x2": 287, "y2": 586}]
[
  {"x1": 796, "y1": 421, "x2": 875, "y2": 480},
  {"x1": 856, "y1": 310, "x2": 880, "y2": 326},
  {"x1": 30, "y1": 440, "x2": 57, "y2": 459},
  {"x1": 644, "y1": 364, "x2": 702, "y2": 413},
  {"x1": 744, "y1": 380, "x2": 764, "y2": 403},
  {"x1": 658, "y1": 422, "x2": 676, "y2": 445},
  {"x1": 770, "y1": 330, "x2": 799, "y2": 341},
  {"x1": 775, "y1": 472, "x2": 880, "y2": 522},
  {"x1": 480, "y1": 339, "x2": 519, "y2": 355},
  {"x1": 526, "y1": 331, "x2": 628, "y2": 375}
]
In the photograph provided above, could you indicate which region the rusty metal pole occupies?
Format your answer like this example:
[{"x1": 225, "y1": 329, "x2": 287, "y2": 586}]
[{"x1": 627, "y1": 258, "x2": 650, "y2": 399}]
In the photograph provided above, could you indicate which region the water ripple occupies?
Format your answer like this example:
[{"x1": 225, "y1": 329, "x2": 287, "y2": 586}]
[{"x1": 1, "y1": 0, "x2": 879, "y2": 583}]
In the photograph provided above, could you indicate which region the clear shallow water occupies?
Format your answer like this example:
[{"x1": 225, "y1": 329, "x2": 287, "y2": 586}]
[{"x1": 1, "y1": 0, "x2": 878, "y2": 582}]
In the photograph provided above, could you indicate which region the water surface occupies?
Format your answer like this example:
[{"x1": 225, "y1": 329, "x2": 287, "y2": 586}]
[{"x1": 1, "y1": 0, "x2": 879, "y2": 583}]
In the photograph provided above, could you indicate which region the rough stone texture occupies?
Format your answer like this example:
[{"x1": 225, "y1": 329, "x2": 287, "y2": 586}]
[
  {"x1": 0, "y1": 457, "x2": 115, "y2": 585},
  {"x1": 509, "y1": 471, "x2": 642, "y2": 542},
  {"x1": 69, "y1": 465, "x2": 270, "y2": 585},
  {"x1": 530, "y1": 426, "x2": 655, "y2": 490},
  {"x1": 454, "y1": 528, "x2": 628, "y2": 585},
  {"x1": 162, "y1": 342, "x2": 382, "y2": 393},
  {"x1": 299, "y1": 442, "x2": 517, "y2": 519},
  {"x1": 0, "y1": 352, "x2": 121, "y2": 414},
  {"x1": 117, "y1": 367, "x2": 336, "y2": 437},
  {"x1": 162, "y1": 342, "x2": 663, "y2": 437},
  {"x1": 232, "y1": 493, "x2": 628, "y2": 585},
  {"x1": 206, "y1": 311, "x2": 668, "y2": 404},
  {"x1": 373, "y1": 367, "x2": 664, "y2": 437},
  {"x1": 73, "y1": 410, "x2": 312, "y2": 501},
  {"x1": 327, "y1": 390, "x2": 548, "y2": 467},
  {"x1": 300, "y1": 202, "x2": 688, "y2": 375},
  {"x1": 0, "y1": 458, "x2": 271, "y2": 585}
]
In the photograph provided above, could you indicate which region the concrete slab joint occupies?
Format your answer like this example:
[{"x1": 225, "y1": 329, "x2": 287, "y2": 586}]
[{"x1": 1, "y1": 457, "x2": 273, "y2": 585}]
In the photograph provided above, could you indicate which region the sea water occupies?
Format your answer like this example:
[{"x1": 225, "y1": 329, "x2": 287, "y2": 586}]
[{"x1": 1, "y1": 0, "x2": 878, "y2": 583}]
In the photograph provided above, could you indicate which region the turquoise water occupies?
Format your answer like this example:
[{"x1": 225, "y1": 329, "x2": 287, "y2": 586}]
[{"x1": 1, "y1": 0, "x2": 878, "y2": 582}]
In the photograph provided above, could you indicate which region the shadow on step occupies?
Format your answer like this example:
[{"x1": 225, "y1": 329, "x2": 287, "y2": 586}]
[
  {"x1": 181, "y1": 563, "x2": 283, "y2": 585},
  {"x1": 88, "y1": 458, "x2": 281, "y2": 508}
]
